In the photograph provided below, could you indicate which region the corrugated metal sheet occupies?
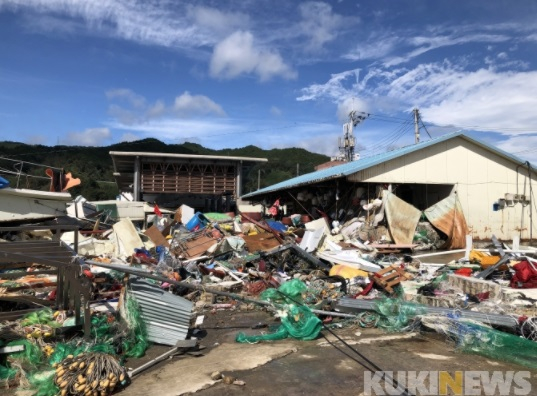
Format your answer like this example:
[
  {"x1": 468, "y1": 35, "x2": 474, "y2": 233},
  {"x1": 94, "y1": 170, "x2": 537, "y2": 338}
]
[
  {"x1": 242, "y1": 131, "x2": 535, "y2": 199},
  {"x1": 128, "y1": 277, "x2": 193, "y2": 346}
]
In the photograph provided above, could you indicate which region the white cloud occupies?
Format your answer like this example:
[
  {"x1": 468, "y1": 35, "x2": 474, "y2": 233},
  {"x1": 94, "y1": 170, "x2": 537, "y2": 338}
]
[
  {"x1": 270, "y1": 106, "x2": 282, "y2": 116},
  {"x1": 297, "y1": 2, "x2": 345, "y2": 52},
  {"x1": 106, "y1": 88, "x2": 146, "y2": 108},
  {"x1": 106, "y1": 89, "x2": 226, "y2": 124},
  {"x1": 336, "y1": 97, "x2": 370, "y2": 124},
  {"x1": 119, "y1": 132, "x2": 141, "y2": 142},
  {"x1": 63, "y1": 127, "x2": 111, "y2": 146},
  {"x1": 173, "y1": 92, "x2": 226, "y2": 117},
  {"x1": 297, "y1": 69, "x2": 360, "y2": 102},
  {"x1": 344, "y1": 25, "x2": 511, "y2": 66},
  {"x1": 209, "y1": 31, "x2": 296, "y2": 81},
  {"x1": 147, "y1": 100, "x2": 166, "y2": 118},
  {"x1": 187, "y1": 5, "x2": 248, "y2": 36},
  {"x1": 1, "y1": 0, "x2": 215, "y2": 48},
  {"x1": 107, "y1": 117, "x2": 238, "y2": 143},
  {"x1": 298, "y1": 62, "x2": 537, "y2": 136},
  {"x1": 384, "y1": 32, "x2": 510, "y2": 67},
  {"x1": 496, "y1": 134, "x2": 537, "y2": 163},
  {"x1": 105, "y1": 116, "x2": 339, "y2": 155},
  {"x1": 25, "y1": 135, "x2": 47, "y2": 145},
  {"x1": 263, "y1": 122, "x2": 340, "y2": 156},
  {"x1": 344, "y1": 36, "x2": 399, "y2": 61},
  {"x1": 107, "y1": 104, "x2": 141, "y2": 126},
  {"x1": 418, "y1": 69, "x2": 537, "y2": 132}
]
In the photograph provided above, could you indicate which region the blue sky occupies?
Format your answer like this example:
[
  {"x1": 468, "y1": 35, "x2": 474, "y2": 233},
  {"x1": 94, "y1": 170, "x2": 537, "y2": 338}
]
[{"x1": 1, "y1": 1, "x2": 537, "y2": 161}]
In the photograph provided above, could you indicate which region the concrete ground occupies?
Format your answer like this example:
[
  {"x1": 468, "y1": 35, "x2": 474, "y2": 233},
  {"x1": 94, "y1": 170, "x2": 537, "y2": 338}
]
[{"x1": 122, "y1": 308, "x2": 537, "y2": 396}]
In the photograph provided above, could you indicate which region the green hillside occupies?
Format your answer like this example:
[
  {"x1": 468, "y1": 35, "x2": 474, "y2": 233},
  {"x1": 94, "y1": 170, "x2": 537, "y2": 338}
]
[{"x1": 0, "y1": 139, "x2": 329, "y2": 200}]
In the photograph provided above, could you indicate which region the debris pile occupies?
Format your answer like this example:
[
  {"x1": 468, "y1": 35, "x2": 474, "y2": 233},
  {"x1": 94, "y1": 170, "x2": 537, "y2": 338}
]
[{"x1": 2, "y1": 192, "x2": 537, "y2": 393}]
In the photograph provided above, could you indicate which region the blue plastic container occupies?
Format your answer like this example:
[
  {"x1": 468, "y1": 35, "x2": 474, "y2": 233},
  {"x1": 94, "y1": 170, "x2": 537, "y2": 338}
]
[
  {"x1": 0, "y1": 176, "x2": 9, "y2": 189},
  {"x1": 186, "y1": 212, "x2": 209, "y2": 231}
]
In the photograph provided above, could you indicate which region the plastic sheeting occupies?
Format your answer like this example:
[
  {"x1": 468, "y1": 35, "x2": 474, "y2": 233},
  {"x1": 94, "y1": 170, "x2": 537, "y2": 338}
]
[{"x1": 424, "y1": 193, "x2": 469, "y2": 249}]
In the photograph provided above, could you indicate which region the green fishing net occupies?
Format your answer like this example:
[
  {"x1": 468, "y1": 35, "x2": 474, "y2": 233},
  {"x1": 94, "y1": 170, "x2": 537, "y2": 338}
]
[
  {"x1": 236, "y1": 304, "x2": 322, "y2": 343},
  {"x1": 435, "y1": 319, "x2": 537, "y2": 369},
  {"x1": 20, "y1": 309, "x2": 60, "y2": 328},
  {"x1": 2, "y1": 299, "x2": 147, "y2": 395},
  {"x1": 373, "y1": 297, "x2": 428, "y2": 332},
  {"x1": 27, "y1": 369, "x2": 58, "y2": 396},
  {"x1": 0, "y1": 363, "x2": 17, "y2": 382},
  {"x1": 90, "y1": 314, "x2": 115, "y2": 340},
  {"x1": 48, "y1": 343, "x2": 77, "y2": 366},
  {"x1": 237, "y1": 280, "x2": 322, "y2": 343},
  {"x1": 7, "y1": 339, "x2": 43, "y2": 369},
  {"x1": 260, "y1": 278, "x2": 307, "y2": 305},
  {"x1": 121, "y1": 291, "x2": 149, "y2": 358},
  {"x1": 431, "y1": 272, "x2": 448, "y2": 286}
]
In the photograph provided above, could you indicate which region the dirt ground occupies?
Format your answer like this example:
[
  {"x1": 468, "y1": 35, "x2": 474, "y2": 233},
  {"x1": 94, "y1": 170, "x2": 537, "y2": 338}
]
[{"x1": 121, "y1": 307, "x2": 537, "y2": 396}]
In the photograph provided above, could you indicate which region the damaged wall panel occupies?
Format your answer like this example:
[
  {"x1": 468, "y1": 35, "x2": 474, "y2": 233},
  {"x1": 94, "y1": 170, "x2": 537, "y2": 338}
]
[{"x1": 424, "y1": 193, "x2": 469, "y2": 249}]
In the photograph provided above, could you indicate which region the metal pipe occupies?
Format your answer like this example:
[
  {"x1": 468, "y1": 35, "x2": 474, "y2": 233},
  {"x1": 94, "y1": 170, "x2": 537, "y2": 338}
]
[{"x1": 128, "y1": 346, "x2": 179, "y2": 377}]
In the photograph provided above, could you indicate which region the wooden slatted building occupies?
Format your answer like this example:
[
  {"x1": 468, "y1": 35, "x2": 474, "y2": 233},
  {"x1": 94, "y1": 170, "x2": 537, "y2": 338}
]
[{"x1": 110, "y1": 151, "x2": 267, "y2": 210}]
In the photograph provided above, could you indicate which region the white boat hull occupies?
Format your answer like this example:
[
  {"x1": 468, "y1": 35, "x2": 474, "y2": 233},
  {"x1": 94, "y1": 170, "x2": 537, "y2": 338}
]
[{"x1": 0, "y1": 187, "x2": 71, "y2": 222}]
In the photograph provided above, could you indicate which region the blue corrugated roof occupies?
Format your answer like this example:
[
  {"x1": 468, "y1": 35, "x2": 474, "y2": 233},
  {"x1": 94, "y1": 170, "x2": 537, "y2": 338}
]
[{"x1": 242, "y1": 131, "x2": 532, "y2": 199}]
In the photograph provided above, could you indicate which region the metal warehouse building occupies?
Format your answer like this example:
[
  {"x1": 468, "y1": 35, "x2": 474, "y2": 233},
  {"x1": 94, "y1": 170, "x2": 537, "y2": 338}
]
[{"x1": 242, "y1": 132, "x2": 537, "y2": 242}]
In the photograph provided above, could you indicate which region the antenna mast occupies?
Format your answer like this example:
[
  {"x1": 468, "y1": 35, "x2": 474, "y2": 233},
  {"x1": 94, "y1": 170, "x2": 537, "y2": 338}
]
[
  {"x1": 338, "y1": 110, "x2": 368, "y2": 162},
  {"x1": 413, "y1": 108, "x2": 420, "y2": 144}
]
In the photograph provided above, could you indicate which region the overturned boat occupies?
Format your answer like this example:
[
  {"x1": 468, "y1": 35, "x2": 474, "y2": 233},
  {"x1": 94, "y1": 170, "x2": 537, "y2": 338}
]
[
  {"x1": 0, "y1": 186, "x2": 72, "y2": 222},
  {"x1": 0, "y1": 157, "x2": 79, "y2": 223}
]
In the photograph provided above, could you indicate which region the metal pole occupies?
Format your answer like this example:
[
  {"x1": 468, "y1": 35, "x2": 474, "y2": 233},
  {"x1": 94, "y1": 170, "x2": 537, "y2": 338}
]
[
  {"x1": 413, "y1": 108, "x2": 420, "y2": 144},
  {"x1": 133, "y1": 156, "x2": 140, "y2": 201},
  {"x1": 236, "y1": 161, "x2": 242, "y2": 198}
]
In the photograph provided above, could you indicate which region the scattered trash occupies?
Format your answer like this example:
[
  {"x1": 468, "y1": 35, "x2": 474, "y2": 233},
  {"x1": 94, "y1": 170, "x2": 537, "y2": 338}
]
[{"x1": 2, "y1": 153, "x2": 537, "y2": 394}]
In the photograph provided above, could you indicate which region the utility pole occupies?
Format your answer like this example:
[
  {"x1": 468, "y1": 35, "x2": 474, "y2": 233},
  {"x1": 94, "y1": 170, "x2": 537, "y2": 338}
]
[
  {"x1": 297, "y1": 163, "x2": 299, "y2": 176},
  {"x1": 413, "y1": 108, "x2": 420, "y2": 144}
]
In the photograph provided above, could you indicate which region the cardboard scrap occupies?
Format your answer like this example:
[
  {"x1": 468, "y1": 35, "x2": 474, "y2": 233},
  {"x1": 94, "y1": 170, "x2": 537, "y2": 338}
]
[{"x1": 144, "y1": 225, "x2": 170, "y2": 248}]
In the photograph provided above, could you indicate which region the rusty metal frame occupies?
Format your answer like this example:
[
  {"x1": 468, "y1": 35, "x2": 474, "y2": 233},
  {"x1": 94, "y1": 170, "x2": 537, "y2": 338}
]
[{"x1": 0, "y1": 225, "x2": 91, "y2": 338}]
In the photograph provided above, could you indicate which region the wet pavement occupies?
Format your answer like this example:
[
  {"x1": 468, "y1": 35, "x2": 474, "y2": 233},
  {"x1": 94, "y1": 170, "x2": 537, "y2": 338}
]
[{"x1": 124, "y1": 309, "x2": 537, "y2": 396}]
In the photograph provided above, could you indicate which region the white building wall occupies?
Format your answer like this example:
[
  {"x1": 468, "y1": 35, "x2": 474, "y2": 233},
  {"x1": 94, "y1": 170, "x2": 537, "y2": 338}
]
[{"x1": 348, "y1": 137, "x2": 537, "y2": 240}]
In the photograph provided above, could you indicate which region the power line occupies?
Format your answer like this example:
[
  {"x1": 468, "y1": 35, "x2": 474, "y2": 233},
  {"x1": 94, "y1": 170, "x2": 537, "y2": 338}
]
[{"x1": 359, "y1": 115, "x2": 414, "y2": 156}]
